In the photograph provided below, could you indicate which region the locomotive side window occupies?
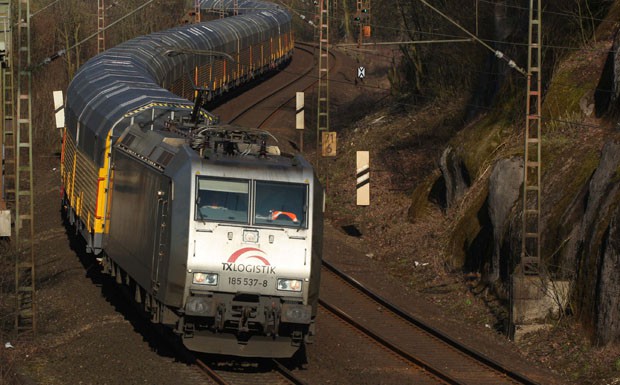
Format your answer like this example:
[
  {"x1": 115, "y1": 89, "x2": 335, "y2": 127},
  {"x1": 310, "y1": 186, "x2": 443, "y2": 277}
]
[
  {"x1": 196, "y1": 177, "x2": 249, "y2": 223},
  {"x1": 254, "y1": 181, "x2": 307, "y2": 228}
]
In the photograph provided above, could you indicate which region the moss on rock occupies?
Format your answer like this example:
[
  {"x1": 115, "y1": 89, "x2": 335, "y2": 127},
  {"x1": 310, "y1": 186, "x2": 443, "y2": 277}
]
[
  {"x1": 407, "y1": 170, "x2": 441, "y2": 222},
  {"x1": 448, "y1": 184, "x2": 490, "y2": 269}
]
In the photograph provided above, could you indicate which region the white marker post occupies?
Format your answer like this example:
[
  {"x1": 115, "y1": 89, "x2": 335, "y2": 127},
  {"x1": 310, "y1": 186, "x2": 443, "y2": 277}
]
[
  {"x1": 296, "y1": 91, "x2": 304, "y2": 152},
  {"x1": 356, "y1": 151, "x2": 369, "y2": 206},
  {"x1": 53, "y1": 90, "x2": 65, "y2": 136}
]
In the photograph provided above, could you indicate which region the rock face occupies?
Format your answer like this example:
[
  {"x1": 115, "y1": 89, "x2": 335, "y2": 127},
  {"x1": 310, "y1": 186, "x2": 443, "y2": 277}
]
[
  {"x1": 487, "y1": 157, "x2": 523, "y2": 282},
  {"x1": 417, "y1": 13, "x2": 620, "y2": 345},
  {"x1": 439, "y1": 146, "x2": 470, "y2": 208},
  {"x1": 557, "y1": 141, "x2": 620, "y2": 345},
  {"x1": 596, "y1": 207, "x2": 620, "y2": 345},
  {"x1": 439, "y1": 142, "x2": 620, "y2": 345},
  {"x1": 594, "y1": 32, "x2": 618, "y2": 116},
  {"x1": 612, "y1": 34, "x2": 620, "y2": 108}
]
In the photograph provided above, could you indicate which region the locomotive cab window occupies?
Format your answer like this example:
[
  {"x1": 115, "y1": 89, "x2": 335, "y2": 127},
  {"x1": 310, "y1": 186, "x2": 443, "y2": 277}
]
[
  {"x1": 196, "y1": 177, "x2": 249, "y2": 223},
  {"x1": 254, "y1": 181, "x2": 307, "y2": 228}
]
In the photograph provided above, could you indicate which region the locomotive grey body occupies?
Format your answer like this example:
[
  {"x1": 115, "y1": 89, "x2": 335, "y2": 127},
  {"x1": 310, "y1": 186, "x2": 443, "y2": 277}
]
[
  {"x1": 61, "y1": 0, "x2": 323, "y2": 358},
  {"x1": 106, "y1": 123, "x2": 322, "y2": 357}
]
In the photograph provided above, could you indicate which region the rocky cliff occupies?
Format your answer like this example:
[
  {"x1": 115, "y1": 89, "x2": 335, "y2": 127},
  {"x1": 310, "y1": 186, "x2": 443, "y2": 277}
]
[{"x1": 417, "y1": 4, "x2": 620, "y2": 345}]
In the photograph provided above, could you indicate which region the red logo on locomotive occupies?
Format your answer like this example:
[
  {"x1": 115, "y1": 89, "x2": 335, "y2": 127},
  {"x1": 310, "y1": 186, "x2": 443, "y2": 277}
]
[
  {"x1": 227, "y1": 247, "x2": 270, "y2": 265},
  {"x1": 222, "y1": 247, "x2": 275, "y2": 274}
]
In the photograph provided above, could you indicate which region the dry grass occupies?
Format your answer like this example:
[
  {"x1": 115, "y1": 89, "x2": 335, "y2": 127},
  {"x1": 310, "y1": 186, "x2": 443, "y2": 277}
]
[{"x1": 323, "y1": 96, "x2": 470, "y2": 287}]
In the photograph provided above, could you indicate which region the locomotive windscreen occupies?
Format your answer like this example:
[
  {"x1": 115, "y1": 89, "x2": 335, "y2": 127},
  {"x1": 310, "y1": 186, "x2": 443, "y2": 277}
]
[
  {"x1": 195, "y1": 177, "x2": 308, "y2": 228},
  {"x1": 254, "y1": 181, "x2": 307, "y2": 228},
  {"x1": 196, "y1": 178, "x2": 249, "y2": 223}
]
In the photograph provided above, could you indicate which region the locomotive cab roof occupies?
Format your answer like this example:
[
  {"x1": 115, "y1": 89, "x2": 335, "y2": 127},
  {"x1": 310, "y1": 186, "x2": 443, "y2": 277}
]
[{"x1": 115, "y1": 121, "x2": 306, "y2": 173}]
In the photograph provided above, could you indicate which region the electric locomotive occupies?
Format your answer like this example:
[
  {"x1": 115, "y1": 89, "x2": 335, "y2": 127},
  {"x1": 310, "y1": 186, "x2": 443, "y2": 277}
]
[
  {"x1": 105, "y1": 118, "x2": 323, "y2": 357},
  {"x1": 60, "y1": 0, "x2": 323, "y2": 358}
]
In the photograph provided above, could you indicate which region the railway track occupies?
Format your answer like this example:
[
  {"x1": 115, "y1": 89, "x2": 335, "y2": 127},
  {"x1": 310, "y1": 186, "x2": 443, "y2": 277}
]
[
  {"x1": 185, "y1": 261, "x2": 542, "y2": 385},
  {"x1": 227, "y1": 43, "x2": 316, "y2": 126},
  {"x1": 193, "y1": 356, "x2": 307, "y2": 385},
  {"x1": 221, "y1": 42, "x2": 334, "y2": 130},
  {"x1": 161, "y1": 326, "x2": 307, "y2": 385},
  {"x1": 320, "y1": 260, "x2": 541, "y2": 385}
]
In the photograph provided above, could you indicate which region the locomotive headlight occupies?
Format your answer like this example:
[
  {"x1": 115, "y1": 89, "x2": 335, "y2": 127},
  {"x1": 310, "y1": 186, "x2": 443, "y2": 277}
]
[
  {"x1": 243, "y1": 230, "x2": 259, "y2": 243},
  {"x1": 277, "y1": 278, "x2": 302, "y2": 292},
  {"x1": 185, "y1": 296, "x2": 216, "y2": 316},
  {"x1": 193, "y1": 272, "x2": 218, "y2": 285},
  {"x1": 281, "y1": 304, "x2": 311, "y2": 323}
]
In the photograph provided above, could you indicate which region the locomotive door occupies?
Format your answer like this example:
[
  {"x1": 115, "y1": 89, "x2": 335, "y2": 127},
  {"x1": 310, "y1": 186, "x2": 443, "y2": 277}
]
[{"x1": 151, "y1": 182, "x2": 170, "y2": 295}]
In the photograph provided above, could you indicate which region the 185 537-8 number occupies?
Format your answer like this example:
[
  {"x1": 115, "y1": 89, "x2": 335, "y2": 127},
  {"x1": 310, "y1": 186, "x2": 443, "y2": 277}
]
[{"x1": 228, "y1": 277, "x2": 268, "y2": 287}]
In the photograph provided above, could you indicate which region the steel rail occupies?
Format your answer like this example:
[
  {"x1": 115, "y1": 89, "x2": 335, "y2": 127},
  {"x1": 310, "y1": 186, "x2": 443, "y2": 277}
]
[
  {"x1": 227, "y1": 42, "x2": 335, "y2": 128},
  {"x1": 319, "y1": 299, "x2": 460, "y2": 384},
  {"x1": 196, "y1": 358, "x2": 231, "y2": 384},
  {"x1": 272, "y1": 359, "x2": 309, "y2": 385},
  {"x1": 193, "y1": 357, "x2": 306, "y2": 385},
  {"x1": 321, "y1": 260, "x2": 540, "y2": 385}
]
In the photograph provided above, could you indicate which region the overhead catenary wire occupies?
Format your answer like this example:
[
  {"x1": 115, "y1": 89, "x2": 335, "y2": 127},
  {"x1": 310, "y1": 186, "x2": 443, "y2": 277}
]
[
  {"x1": 280, "y1": 2, "x2": 613, "y2": 55},
  {"x1": 203, "y1": 0, "x2": 614, "y2": 65},
  {"x1": 274, "y1": 0, "x2": 317, "y2": 28},
  {"x1": 477, "y1": 0, "x2": 612, "y2": 25},
  {"x1": 250, "y1": 42, "x2": 611, "y2": 131},
  {"x1": 338, "y1": 22, "x2": 613, "y2": 53},
  {"x1": 34, "y1": 0, "x2": 155, "y2": 68},
  {"x1": 336, "y1": 38, "x2": 473, "y2": 47},
  {"x1": 32, "y1": 0, "x2": 613, "y2": 132},
  {"x1": 362, "y1": 0, "x2": 528, "y2": 74},
  {"x1": 31, "y1": 0, "x2": 62, "y2": 18},
  {"x1": 415, "y1": 0, "x2": 519, "y2": 57},
  {"x1": 288, "y1": 65, "x2": 608, "y2": 131}
]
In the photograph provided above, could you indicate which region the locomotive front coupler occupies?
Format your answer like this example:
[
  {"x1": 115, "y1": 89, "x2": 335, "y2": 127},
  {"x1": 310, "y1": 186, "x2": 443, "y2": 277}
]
[
  {"x1": 215, "y1": 303, "x2": 227, "y2": 331},
  {"x1": 263, "y1": 302, "x2": 281, "y2": 336},
  {"x1": 238, "y1": 307, "x2": 253, "y2": 333}
]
